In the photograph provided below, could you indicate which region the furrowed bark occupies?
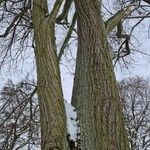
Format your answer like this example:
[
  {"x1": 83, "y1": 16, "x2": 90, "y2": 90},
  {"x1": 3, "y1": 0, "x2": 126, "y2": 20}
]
[
  {"x1": 72, "y1": 0, "x2": 130, "y2": 149},
  {"x1": 32, "y1": 0, "x2": 68, "y2": 149}
]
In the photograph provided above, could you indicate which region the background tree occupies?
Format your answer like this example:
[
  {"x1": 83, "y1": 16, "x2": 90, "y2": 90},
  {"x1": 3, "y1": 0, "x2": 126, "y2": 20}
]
[
  {"x1": 119, "y1": 76, "x2": 150, "y2": 150},
  {"x1": 0, "y1": 79, "x2": 40, "y2": 150}
]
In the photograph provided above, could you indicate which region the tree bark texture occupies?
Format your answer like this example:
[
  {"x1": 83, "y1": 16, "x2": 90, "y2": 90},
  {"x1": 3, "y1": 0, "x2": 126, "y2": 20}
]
[
  {"x1": 32, "y1": 0, "x2": 68, "y2": 149},
  {"x1": 72, "y1": 0, "x2": 130, "y2": 150}
]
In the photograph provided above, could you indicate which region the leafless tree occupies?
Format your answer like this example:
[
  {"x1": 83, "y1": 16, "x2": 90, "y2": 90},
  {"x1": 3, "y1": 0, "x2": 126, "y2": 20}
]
[
  {"x1": 119, "y1": 76, "x2": 150, "y2": 150},
  {"x1": 0, "y1": 79, "x2": 40, "y2": 150}
]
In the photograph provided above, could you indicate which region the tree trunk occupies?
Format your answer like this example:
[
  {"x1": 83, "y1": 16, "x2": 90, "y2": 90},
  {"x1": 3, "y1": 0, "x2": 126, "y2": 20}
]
[
  {"x1": 72, "y1": 0, "x2": 130, "y2": 149},
  {"x1": 32, "y1": 0, "x2": 68, "y2": 149}
]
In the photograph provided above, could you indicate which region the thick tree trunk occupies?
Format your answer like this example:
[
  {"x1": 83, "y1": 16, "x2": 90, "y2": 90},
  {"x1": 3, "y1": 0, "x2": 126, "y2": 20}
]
[
  {"x1": 32, "y1": 1, "x2": 68, "y2": 150},
  {"x1": 72, "y1": 0, "x2": 130, "y2": 150}
]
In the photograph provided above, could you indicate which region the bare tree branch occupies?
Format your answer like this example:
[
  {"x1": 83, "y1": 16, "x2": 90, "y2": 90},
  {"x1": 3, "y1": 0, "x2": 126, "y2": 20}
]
[
  {"x1": 48, "y1": 0, "x2": 64, "y2": 23},
  {"x1": 0, "y1": 79, "x2": 40, "y2": 149},
  {"x1": 0, "y1": 8, "x2": 28, "y2": 38},
  {"x1": 56, "y1": 0, "x2": 73, "y2": 24},
  {"x1": 58, "y1": 12, "x2": 76, "y2": 61},
  {"x1": 125, "y1": 15, "x2": 150, "y2": 19},
  {"x1": 143, "y1": 0, "x2": 150, "y2": 4},
  {"x1": 106, "y1": 6, "x2": 132, "y2": 34},
  {"x1": 130, "y1": 12, "x2": 150, "y2": 35}
]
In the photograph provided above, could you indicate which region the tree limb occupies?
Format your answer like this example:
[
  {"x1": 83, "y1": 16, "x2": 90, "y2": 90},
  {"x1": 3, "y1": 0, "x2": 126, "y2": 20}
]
[
  {"x1": 0, "y1": 9, "x2": 27, "y2": 38},
  {"x1": 56, "y1": 0, "x2": 73, "y2": 24},
  {"x1": 125, "y1": 15, "x2": 150, "y2": 19},
  {"x1": 105, "y1": 6, "x2": 132, "y2": 34},
  {"x1": 48, "y1": 0, "x2": 64, "y2": 23},
  {"x1": 130, "y1": 12, "x2": 150, "y2": 35},
  {"x1": 58, "y1": 12, "x2": 76, "y2": 61},
  {"x1": 143, "y1": 0, "x2": 150, "y2": 4},
  {"x1": 0, "y1": 0, "x2": 31, "y2": 38}
]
